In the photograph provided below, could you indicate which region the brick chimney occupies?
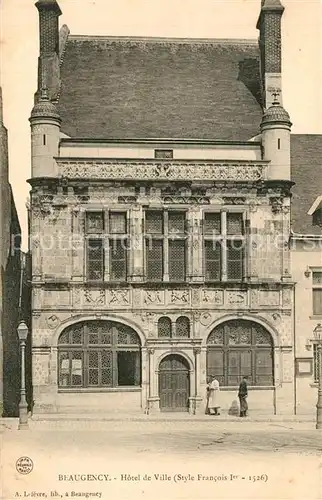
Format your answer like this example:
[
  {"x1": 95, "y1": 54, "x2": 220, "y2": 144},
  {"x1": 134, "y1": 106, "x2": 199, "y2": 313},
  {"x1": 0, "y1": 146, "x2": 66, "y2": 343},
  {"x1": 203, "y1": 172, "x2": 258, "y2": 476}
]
[
  {"x1": 35, "y1": 0, "x2": 62, "y2": 102},
  {"x1": 257, "y1": 0, "x2": 285, "y2": 109}
]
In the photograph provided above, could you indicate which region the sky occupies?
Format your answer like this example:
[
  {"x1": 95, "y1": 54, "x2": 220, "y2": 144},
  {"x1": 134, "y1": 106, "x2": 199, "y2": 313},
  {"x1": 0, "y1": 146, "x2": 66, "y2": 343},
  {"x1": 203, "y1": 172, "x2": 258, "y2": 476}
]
[{"x1": 1, "y1": 0, "x2": 322, "y2": 248}]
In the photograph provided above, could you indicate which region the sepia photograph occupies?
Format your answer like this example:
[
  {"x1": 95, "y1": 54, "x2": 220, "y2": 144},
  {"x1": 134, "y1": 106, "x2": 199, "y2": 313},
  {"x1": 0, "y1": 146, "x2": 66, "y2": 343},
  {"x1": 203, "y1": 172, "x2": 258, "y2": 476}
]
[{"x1": 1, "y1": 0, "x2": 322, "y2": 498}]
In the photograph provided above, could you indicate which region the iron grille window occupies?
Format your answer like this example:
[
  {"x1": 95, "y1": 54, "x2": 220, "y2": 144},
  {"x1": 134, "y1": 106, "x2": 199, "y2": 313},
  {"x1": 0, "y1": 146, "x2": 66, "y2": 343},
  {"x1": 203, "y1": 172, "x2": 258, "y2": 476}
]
[
  {"x1": 313, "y1": 271, "x2": 322, "y2": 315},
  {"x1": 204, "y1": 212, "x2": 244, "y2": 282},
  {"x1": 157, "y1": 316, "x2": 190, "y2": 338},
  {"x1": 206, "y1": 320, "x2": 273, "y2": 387},
  {"x1": 87, "y1": 239, "x2": 104, "y2": 281},
  {"x1": 175, "y1": 316, "x2": 190, "y2": 338},
  {"x1": 58, "y1": 321, "x2": 141, "y2": 389},
  {"x1": 158, "y1": 317, "x2": 172, "y2": 338},
  {"x1": 145, "y1": 210, "x2": 187, "y2": 282},
  {"x1": 85, "y1": 211, "x2": 128, "y2": 282}
]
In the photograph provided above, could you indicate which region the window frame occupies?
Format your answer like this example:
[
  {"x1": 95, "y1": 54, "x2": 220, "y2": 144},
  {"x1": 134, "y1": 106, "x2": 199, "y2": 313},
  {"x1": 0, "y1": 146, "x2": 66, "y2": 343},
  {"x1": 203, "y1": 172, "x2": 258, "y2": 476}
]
[
  {"x1": 85, "y1": 210, "x2": 129, "y2": 283},
  {"x1": 206, "y1": 321, "x2": 274, "y2": 387},
  {"x1": 203, "y1": 210, "x2": 246, "y2": 283},
  {"x1": 312, "y1": 271, "x2": 322, "y2": 316},
  {"x1": 144, "y1": 209, "x2": 187, "y2": 283},
  {"x1": 58, "y1": 321, "x2": 141, "y2": 390}
]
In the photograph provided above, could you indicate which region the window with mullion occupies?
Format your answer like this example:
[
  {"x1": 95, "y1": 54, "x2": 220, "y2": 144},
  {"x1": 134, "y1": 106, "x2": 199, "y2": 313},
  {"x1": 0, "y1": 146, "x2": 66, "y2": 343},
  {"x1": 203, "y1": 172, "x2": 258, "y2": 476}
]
[
  {"x1": 313, "y1": 271, "x2": 322, "y2": 315},
  {"x1": 204, "y1": 211, "x2": 244, "y2": 282},
  {"x1": 145, "y1": 210, "x2": 187, "y2": 282},
  {"x1": 206, "y1": 320, "x2": 273, "y2": 387},
  {"x1": 58, "y1": 321, "x2": 141, "y2": 389}
]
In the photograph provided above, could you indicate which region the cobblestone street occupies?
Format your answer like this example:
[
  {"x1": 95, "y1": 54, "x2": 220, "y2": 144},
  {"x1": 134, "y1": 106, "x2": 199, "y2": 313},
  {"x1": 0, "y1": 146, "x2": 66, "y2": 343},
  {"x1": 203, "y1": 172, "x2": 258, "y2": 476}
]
[{"x1": 1, "y1": 420, "x2": 321, "y2": 500}]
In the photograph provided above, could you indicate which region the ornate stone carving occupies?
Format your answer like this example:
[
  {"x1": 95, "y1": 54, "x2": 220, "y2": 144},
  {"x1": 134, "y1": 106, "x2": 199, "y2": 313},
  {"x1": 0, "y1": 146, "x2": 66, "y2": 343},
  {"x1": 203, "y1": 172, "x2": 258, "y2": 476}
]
[
  {"x1": 46, "y1": 314, "x2": 60, "y2": 329},
  {"x1": 73, "y1": 288, "x2": 81, "y2": 307},
  {"x1": 147, "y1": 347, "x2": 155, "y2": 355},
  {"x1": 193, "y1": 347, "x2": 201, "y2": 355},
  {"x1": 84, "y1": 289, "x2": 105, "y2": 305},
  {"x1": 144, "y1": 290, "x2": 164, "y2": 305},
  {"x1": 170, "y1": 290, "x2": 189, "y2": 304},
  {"x1": 108, "y1": 289, "x2": 130, "y2": 306},
  {"x1": 222, "y1": 197, "x2": 246, "y2": 205},
  {"x1": 200, "y1": 313, "x2": 212, "y2": 326},
  {"x1": 162, "y1": 196, "x2": 210, "y2": 204},
  {"x1": 259, "y1": 290, "x2": 280, "y2": 306},
  {"x1": 58, "y1": 160, "x2": 266, "y2": 182},
  {"x1": 202, "y1": 290, "x2": 224, "y2": 305},
  {"x1": 282, "y1": 288, "x2": 291, "y2": 306},
  {"x1": 226, "y1": 291, "x2": 247, "y2": 305}
]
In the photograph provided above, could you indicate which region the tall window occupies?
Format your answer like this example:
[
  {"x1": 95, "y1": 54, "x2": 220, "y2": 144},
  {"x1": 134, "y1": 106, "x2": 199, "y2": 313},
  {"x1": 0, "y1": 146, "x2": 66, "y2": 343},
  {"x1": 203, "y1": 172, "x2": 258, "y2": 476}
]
[
  {"x1": 58, "y1": 321, "x2": 141, "y2": 389},
  {"x1": 204, "y1": 212, "x2": 245, "y2": 282},
  {"x1": 85, "y1": 211, "x2": 128, "y2": 282},
  {"x1": 206, "y1": 320, "x2": 273, "y2": 386},
  {"x1": 86, "y1": 212, "x2": 104, "y2": 281},
  {"x1": 313, "y1": 271, "x2": 322, "y2": 315},
  {"x1": 145, "y1": 210, "x2": 187, "y2": 282}
]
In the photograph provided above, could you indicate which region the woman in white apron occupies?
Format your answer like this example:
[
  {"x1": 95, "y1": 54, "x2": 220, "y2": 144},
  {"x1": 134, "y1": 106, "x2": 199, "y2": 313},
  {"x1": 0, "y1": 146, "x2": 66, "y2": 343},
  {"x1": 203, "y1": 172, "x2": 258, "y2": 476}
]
[{"x1": 206, "y1": 375, "x2": 221, "y2": 416}]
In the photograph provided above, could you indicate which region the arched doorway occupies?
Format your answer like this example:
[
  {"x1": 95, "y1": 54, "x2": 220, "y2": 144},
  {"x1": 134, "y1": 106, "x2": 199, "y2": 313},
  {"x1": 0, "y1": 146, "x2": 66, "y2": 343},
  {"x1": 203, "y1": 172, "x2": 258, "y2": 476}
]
[{"x1": 159, "y1": 354, "x2": 190, "y2": 412}]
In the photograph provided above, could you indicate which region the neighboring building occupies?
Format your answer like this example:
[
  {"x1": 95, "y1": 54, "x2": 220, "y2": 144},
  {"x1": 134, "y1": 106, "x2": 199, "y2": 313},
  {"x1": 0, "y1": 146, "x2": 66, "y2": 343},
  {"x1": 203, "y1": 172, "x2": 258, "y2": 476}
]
[
  {"x1": 29, "y1": 0, "x2": 296, "y2": 416},
  {"x1": 0, "y1": 88, "x2": 29, "y2": 417},
  {"x1": 290, "y1": 135, "x2": 322, "y2": 415}
]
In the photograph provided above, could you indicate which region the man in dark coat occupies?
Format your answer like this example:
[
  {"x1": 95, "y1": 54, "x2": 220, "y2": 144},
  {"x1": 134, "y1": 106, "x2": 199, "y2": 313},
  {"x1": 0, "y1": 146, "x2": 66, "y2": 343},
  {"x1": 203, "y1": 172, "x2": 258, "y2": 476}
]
[{"x1": 238, "y1": 376, "x2": 248, "y2": 417}]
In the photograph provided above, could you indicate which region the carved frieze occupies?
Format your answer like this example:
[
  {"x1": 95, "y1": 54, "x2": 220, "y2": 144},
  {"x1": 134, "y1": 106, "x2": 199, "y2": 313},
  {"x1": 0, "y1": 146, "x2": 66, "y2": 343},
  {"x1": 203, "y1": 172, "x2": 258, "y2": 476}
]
[
  {"x1": 201, "y1": 290, "x2": 224, "y2": 305},
  {"x1": 144, "y1": 290, "x2": 165, "y2": 305},
  {"x1": 259, "y1": 290, "x2": 280, "y2": 307},
  {"x1": 226, "y1": 291, "x2": 248, "y2": 306},
  {"x1": 108, "y1": 289, "x2": 130, "y2": 306},
  {"x1": 58, "y1": 160, "x2": 266, "y2": 182},
  {"x1": 169, "y1": 290, "x2": 190, "y2": 305},
  {"x1": 84, "y1": 289, "x2": 105, "y2": 305}
]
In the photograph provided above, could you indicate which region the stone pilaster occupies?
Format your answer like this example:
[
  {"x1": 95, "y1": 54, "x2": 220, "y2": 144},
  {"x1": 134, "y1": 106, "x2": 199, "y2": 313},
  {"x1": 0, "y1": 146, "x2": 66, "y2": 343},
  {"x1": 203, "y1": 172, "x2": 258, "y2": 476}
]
[
  {"x1": 189, "y1": 207, "x2": 203, "y2": 282},
  {"x1": 71, "y1": 207, "x2": 84, "y2": 281},
  {"x1": 147, "y1": 347, "x2": 159, "y2": 412},
  {"x1": 129, "y1": 205, "x2": 144, "y2": 282}
]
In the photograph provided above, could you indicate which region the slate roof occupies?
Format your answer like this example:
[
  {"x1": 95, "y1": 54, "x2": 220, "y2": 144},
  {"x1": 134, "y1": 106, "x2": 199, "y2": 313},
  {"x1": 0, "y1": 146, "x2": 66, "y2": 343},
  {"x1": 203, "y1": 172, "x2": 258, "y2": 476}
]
[
  {"x1": 291, "y1": 134, "x2": 322, "y2": 235},
  {"x1": 58, "y1": 36, "x2": 262, "y2": 141}
]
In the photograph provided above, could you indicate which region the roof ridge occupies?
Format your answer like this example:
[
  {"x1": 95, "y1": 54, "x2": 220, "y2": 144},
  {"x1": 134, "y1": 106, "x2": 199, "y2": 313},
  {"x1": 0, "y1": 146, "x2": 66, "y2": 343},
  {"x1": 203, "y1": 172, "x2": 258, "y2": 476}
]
[{"x1": 68, "y1": 34, "x2": 258, "y2": 45}]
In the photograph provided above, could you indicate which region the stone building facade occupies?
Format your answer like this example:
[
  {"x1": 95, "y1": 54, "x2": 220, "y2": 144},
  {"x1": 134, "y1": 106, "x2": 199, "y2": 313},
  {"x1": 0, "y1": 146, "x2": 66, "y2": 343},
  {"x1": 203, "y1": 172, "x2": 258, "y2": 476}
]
[
  {"x1": 29, "y1": 0, "x2": 296, "y2": 416},
  {"x1": 290, "y1": 135, "x2": 322, "y2": 415}
]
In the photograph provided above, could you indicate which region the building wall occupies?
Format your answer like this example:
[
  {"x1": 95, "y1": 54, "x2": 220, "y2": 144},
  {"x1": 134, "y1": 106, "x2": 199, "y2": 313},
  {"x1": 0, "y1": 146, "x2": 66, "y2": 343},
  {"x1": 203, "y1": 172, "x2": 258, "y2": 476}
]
[
  {"x1": 291, "y1": 240, "x2": 322, "y2": 415},
  {"x1": 0, "y1": 88, "x2": 27, "y2": 417},
  {"x1": 29, "y1": 159, "x2": 295, "y2": 415}
]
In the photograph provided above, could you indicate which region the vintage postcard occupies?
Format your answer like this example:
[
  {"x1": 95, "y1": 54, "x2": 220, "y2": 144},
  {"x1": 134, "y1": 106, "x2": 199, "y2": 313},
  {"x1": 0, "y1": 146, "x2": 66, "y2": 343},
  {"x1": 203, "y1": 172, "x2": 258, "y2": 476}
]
[{"x1": 1, "y1": 0, "x2": 322, "y2": 499}]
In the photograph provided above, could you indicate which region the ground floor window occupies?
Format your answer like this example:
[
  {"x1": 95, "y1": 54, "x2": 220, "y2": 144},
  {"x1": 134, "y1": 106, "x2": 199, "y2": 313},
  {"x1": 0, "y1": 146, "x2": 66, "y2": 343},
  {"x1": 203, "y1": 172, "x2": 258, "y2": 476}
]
[
  {"x1": 207, "y1": 320, "x2": 274, "y2": 386},
  {"x1": 58, "y1": 320, "x2": 141, "y2": 389}
]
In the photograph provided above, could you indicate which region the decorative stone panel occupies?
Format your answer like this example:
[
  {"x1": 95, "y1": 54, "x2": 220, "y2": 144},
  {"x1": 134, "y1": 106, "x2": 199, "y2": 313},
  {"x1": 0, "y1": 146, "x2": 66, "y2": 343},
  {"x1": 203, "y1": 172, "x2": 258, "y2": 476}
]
[
  {"x1": 58, "y1": 160, "x2": 267, "y2": 182},
  {"x1": 201, "y1": 289, "x2": 224, "y2": 306},
  {"x1": 43, "y1": 289, "x2": 71, "y2": 307},
  {"x1": 259, "y1": 290, "x2": 280, "y2": 307},
  {"x1": 32, "y1": 348, "x2": 50, "y2": 385}
]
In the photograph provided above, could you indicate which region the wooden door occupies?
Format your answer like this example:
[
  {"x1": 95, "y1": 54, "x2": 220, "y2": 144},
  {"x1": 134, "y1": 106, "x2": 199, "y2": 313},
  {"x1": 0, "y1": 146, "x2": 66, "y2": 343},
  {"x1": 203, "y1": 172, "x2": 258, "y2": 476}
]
[{"x1": 159, "y1": 354, "x2": 189, "y2": 412}]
